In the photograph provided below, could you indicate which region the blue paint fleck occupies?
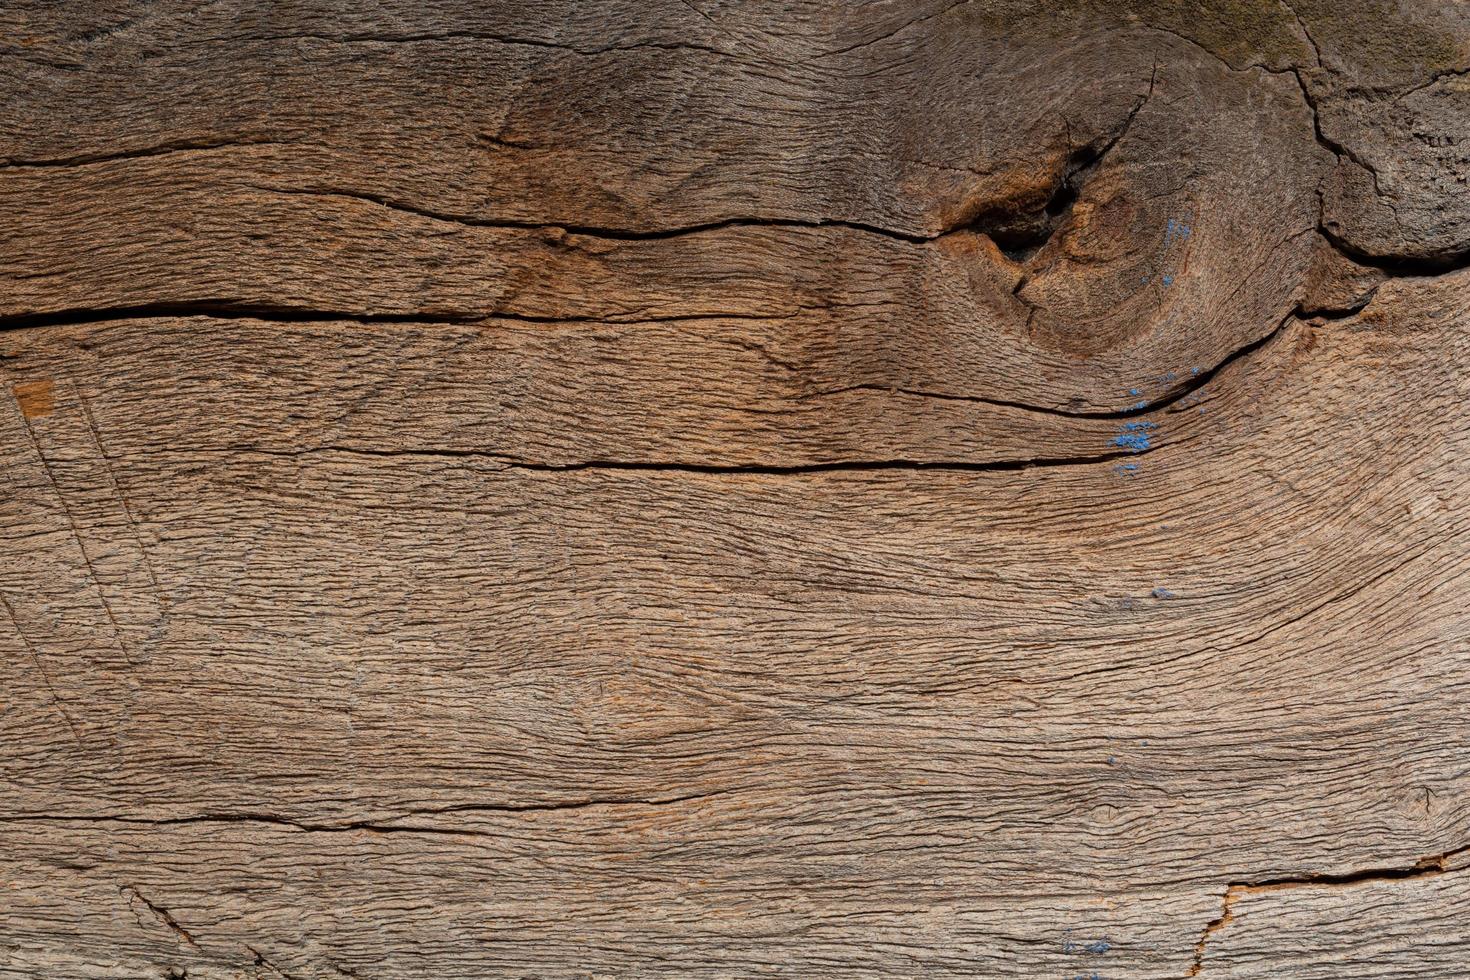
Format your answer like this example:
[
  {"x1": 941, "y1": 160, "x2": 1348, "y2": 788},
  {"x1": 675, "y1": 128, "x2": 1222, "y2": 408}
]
[
  {"x1": 1112, "y1": 421, "x2": 1157, "y2": 452},
  {"x1": 1113, "y1": 434, "x2": 1150, "y2": 451},
  {"x1": 1152, "y1": 586, "x2": 1176, "y2": 599},
  {"x1": 1132, "y1": 400, "x2": 1147, "y2": 411},
  {"x1": 1107, "y1": 756, "x2": 1117, "y2": 765},
  {"x1": 1161, "y1": 274, "x2": 1174, "y2": 286},
  {"x1": 1191, "y1": 366, "x2": 1202, "y2": 376},
  {"x1": 1161, "y1": 371, "x2": 1176, "y2": 382},
  {"x1": 1128, "y1": 387, "x2": 1141, "y2": 396},
  {"x1": 1064, "y1": 934, "x2": 1112, "y2": 958}
]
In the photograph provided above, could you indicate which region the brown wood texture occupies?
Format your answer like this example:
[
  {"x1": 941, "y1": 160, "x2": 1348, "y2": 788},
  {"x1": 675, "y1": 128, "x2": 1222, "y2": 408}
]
[{"x1": 2, "y1": 2, "x2": 1468, "y2": 977}]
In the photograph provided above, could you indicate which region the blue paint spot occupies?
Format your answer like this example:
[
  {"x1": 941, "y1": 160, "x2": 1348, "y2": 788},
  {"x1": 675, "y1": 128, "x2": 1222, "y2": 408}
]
[
  {"x1": 1107, "y1": 756, "x2": 1117, "y2": 765},
  {"x1": 1128, "y1": 387, "x2": 1141, "y2": 396},
  {"x1": 1085, "y1": 939, "x2": 1112, "y2": 954},
  {"x1": 1161, "y1": 274, "x2": 1174, "y2": 286},
  {"x1": 1113, "y1": 434, "x2": 1150, "y2": 451},
  {"x1": 1152, "y1": 586, "x2": 1176, "y2": 599},
  {"x1": 1132, "y1": 400, "x2": 1147, "y2": 410},
  {"x1": 1112, "y1": 421, "x2": 1157, "y2": 452},
  {"x1": 1161, "y1": 371, "x2": 1176, "y2": 382},
  {"x1": 1191, "y1": 366, "x2": 1202, "y2": 376}
]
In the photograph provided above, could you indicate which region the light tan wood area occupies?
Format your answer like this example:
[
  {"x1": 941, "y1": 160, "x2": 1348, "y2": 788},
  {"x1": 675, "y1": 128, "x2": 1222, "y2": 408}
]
[{"x1": 2, "y1": 2, "x2": 1468, "y2": 976}]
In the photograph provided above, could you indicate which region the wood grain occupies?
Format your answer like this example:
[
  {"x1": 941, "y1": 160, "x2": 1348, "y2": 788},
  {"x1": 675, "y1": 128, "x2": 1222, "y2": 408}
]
[{"x1": 2, "y1": 1, "x2": 1468, "y2": 977}]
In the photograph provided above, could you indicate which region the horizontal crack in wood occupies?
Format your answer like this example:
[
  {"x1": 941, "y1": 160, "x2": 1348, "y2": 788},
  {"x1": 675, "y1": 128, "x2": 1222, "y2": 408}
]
[
  {"x1": 1188, "y1": 844, "x2": 1470, "y2": 976},
  {"x1": 0, "y1": 791, "x2": 736, "y2": 839}
]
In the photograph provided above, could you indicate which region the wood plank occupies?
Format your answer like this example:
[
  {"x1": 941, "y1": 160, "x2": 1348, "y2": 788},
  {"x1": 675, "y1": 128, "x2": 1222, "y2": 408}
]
[
  {"x1": 3, "y1": 273, "x2": 1468, "y2": 975},
  {"x1": 2, "y1": 1, "x2": 1469, "y2": 976}
]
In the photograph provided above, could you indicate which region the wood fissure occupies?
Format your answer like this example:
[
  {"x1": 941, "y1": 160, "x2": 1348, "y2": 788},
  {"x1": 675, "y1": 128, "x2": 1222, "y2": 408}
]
[
  {"x1": 3, "y1": 2, "x2": 1468, "y2": 976},
  {"x1": 1189, "y1": 845, "x2": 1470, "y2": 975}
]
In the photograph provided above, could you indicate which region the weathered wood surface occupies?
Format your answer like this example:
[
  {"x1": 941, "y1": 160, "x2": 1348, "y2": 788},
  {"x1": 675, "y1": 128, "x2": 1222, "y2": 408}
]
[{"x1": 1, "y1": 2, "x2": 1468, "y2": 977}]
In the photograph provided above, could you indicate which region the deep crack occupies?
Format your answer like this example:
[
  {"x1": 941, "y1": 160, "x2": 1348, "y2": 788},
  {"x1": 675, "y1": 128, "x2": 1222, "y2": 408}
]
[
  {"x1": 207, "y1": 444, "x2": 1153, "y2": 476},
  {"x1": 0, "y1": 301, "x2": 787, "y2": 334},
  {"x1": 1187, "y1": 844, "x2": 1470, "y2": 975},
  {"x1": 1319, "y1": 224, "x2": 1470, "y2": 277}
]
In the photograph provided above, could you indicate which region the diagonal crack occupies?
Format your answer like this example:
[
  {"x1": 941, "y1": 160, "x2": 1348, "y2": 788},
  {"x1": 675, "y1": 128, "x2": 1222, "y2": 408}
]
[
  {"x1": 120, "y1": 884, "x2": 199, "y2": 949},
  {"x1": 246, "y1": 944, "x2": 303, "y2": 980},
  {"x1": 119, "y1": 882, "x2": 308, "y2": 978},
  {"x1": 10, "y1": 399, "x2": 138, "y2": 667},
  {"x1": 0, "y1": 593, "x2": 83, "y2": 747},
  {"x1": 1277, "y1": 0, "x2": 1322, "y2": 69}
]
